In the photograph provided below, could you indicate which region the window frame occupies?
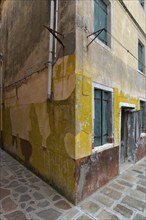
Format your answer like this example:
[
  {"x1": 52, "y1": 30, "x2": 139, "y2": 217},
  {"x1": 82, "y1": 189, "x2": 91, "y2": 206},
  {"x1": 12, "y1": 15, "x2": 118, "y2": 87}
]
[
  {"x1": 140, "y1": 99, "x2": 146, "y2": 133},
  {"x1": 138, "y1": 40, "x2": 145, "y2": 74},
  {"x1": 139, "y1": 0, "x2": 145, "y2": 9},
  {"x1": 92, "y1": 82, "x2": 114, "y2": 149},
  {"x1": 94, "y1": 0, "x2": 111, "y2": 48}
]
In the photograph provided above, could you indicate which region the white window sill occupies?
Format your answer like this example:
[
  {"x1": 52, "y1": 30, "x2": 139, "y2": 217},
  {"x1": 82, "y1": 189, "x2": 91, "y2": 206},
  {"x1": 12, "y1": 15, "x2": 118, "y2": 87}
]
[
  {"x1": 137, "y1": 69, "x2": 145, "y2": 76},
  {"x1": 88, "y1": 35, "x2": 112, "y2": 53},
  {"x1": 140, "y1": 132, "x2": 146, "y2": 138},
  {"x1": 92, "y1": 143, "x2": 114, "y2": 154},
  {"x1": 95, "y1": 38, "x2": 112, "y2": 52}
]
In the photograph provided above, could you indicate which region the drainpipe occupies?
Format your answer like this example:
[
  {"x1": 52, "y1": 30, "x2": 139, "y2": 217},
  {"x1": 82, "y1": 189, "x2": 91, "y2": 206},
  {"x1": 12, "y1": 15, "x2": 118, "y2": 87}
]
[
  {"x1": 54, "y1": 0, "x2": 58, "y2": 60},
  {"x1": 48, "y1": 0, "x2": 55, "y2": 99},
  {"x1": 0, "y1": 53, "x2": 3, "y2": 147},
  {"x1": 48, "y1": 0, "x2": 59, "y2": 99}
]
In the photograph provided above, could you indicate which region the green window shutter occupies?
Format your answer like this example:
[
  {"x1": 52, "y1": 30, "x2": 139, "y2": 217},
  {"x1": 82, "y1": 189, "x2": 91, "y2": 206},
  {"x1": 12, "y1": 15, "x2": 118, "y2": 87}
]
[
  {"x1": 140, "y1": 101, "x2": 145, "y2": 131},
  {"x1": 138, "y1": 42, "x2": 143, "y2": 72},
  {"x1": 94, "y1": 89, "x2": 109, "y2": 146},
  {"x1": 102, "y1": 91, "x2": 108, "y2": 144},
  {"x1": 94, "y1": 89, "x2": 102, "y2": 146},
  {"x1": 94, "y1": 0, "x2": 99, "y2": 33},
  {"x1": 94, "y1": 0, "x2": 107, "y2": 44},
  {"x1": 139, "y1": 0, "x2": 144, "y2": 8}
]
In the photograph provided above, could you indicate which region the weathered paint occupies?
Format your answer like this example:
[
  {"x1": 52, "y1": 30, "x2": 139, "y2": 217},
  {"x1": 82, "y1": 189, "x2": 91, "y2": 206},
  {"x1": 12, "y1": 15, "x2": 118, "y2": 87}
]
[
  {"x1": 135, "y1": 137, "x2": 146, "y2": 161},
  {"x1": 3, "y1": 107, "x2": 12, "y2": 150},
  {"x1": 75, "y1": 146, "x2": 119, "y2": 203},
  {"x1": 20, "y1": 138, "x2": 32, "y2": 165},
  {"x1": 1, "y1": 0, "x2": 77, "y2": 203},
  {"x1": 114, "y1": 88, "x2": 139, "y2": 146},
  {"x1": 2, "y1": 77, "x2": 76, "y2": 202},
  {"x1": 73, "y1": 0, "x2": 146, "y2": 202},
  {"x1": 53, "y1": 54, "x2": 76, "y2": 101},
  {"x1": 1, "y1": 0, "x2": 146, "y2": 204},
  {"x1": 75, "y1": 74, "x2": 92, "y2": 159}
]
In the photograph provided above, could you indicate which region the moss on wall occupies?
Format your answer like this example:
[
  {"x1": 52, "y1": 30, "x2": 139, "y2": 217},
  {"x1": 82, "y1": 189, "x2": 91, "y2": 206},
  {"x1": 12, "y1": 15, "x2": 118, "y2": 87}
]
[{"x1": 75, "y1": 74, "x2": 92, "y2": 159}]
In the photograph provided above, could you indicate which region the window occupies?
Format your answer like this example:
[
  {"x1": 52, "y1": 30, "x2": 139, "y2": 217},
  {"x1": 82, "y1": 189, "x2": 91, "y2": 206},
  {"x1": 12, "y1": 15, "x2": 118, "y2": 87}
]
[
  {"x1": 93, "y1": 88, "x2": 112, "y2": 146},
  {"x1": 94, "y1": 0, "x2": 110, "y2": 45},
  {"x1": 138, "y1": 40, "x2": 145, "y2": 73},
  {"x1": 140, "y1": 101, "x2": 146, "y2": 133},
  {"x1": 139, "y1": 0, "x2": 144, "y2": 8}
]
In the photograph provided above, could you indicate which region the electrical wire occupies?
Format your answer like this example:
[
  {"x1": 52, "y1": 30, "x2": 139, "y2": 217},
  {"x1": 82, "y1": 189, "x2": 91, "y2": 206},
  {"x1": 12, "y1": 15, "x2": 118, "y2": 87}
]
[
  {"x1": 87, "y1": 28, "x2": 146, "y2": 71},
  {"x1": 106, "y1": 30, "x2": 146, "y2": 70},
  {"x1": 4, "y1": 60, "x2": 49, "y2": 91}
]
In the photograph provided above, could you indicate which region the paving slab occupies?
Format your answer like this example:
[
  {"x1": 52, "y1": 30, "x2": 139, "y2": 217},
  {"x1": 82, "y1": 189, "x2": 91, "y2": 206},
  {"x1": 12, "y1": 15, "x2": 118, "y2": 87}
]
[
  {"x1": 76, "y1": 214, "x2": 93, "y2": 220},
  {"x1": 136, "y1": 185, "x2": 146, "y2": 194},
  {"x1": 108, "y1": 182, "x2": 126, "y2": 191},
  {"x1": 121, "y1": 195, "x2": 146, "y2": 212},
  {"x1": 79, "y1": 200, "x2": 100, "y2": 214},
  {"x1": 36, "y1": 208, "x2": 61, "y2": 219},
  {"x1": 97, "y1": 210, "x2": 120, "y2": 220},
  {"x1": 114, "y1": 204, "x2": 133, "y2": 218},
  {"x1": 93, "y1": 193, "x2": 114, "y2": 207},
  {"x1": 4, "y1": 210, "x2": 27, "y2": 220},
  {"x1": 133, "y1": 213, "x2": 146, "y2": 220},
  {"x1": 100, "y1": 187, "x2": 122, "y2": 200}
]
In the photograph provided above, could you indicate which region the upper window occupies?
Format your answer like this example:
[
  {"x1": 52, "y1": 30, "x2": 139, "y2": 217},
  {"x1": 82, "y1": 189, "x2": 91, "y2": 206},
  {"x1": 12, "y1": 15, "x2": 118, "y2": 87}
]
[
  {"x1": 138, "y1": 40, "x2": 145, "y2": 73},
  {"x1": 93, "y1": 88, "x2": 112, "y2": 146},
  {"x1": 94, "y1": 0, "x2": 111, "y2": 46},
  {"x1": 139, "y1": 0, "x2": 145, "y2": 8}
]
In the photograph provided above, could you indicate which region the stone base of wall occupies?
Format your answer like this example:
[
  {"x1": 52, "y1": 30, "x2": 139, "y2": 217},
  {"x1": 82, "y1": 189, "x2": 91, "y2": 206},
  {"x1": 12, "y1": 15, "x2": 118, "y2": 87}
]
[
  {"x1": 0, "y1": 131, "x2": 3, "y2": 148},
  {"x1": 135, "y1": 136, "x2": 146, "y2": 162},
  {"x1": 75, "y1": 146, "x2": 119, "y2": 203}
]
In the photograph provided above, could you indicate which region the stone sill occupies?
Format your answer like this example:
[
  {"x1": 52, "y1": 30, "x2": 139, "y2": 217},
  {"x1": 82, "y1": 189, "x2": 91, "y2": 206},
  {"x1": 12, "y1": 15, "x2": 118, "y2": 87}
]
[
  {"x1": 92, "y1": 143, "x2": 114, "y2": 154},
  {"x1": 137, "y1": 69, "x2": 146, "y2": 77},
  {"x1": 140, "y1": 132, "x2": 146, "y2": 138}
]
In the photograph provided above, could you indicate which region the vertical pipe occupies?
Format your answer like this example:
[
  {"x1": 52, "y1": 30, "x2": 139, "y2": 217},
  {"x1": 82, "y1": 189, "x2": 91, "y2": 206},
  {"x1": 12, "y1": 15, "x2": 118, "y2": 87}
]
[
  {"x1": 54, "y1": 0, "x2": 58, "y2": 59},
  {"x1": 48, "y1": 0, "x2": 55, "y2": 99}
]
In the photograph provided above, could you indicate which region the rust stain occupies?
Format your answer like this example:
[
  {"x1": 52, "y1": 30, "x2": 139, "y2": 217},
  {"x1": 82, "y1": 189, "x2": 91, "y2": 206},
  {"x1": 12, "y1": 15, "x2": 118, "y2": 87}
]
[
  {"x1": 20, "y1": 138, "x2": 32, "y2": 164},
  {"x1": 107, "y1": 137, "x2": 114, "y2": 143},
  {"x1": 75, "y1": 147, "x2": 119, "y2": 203}
]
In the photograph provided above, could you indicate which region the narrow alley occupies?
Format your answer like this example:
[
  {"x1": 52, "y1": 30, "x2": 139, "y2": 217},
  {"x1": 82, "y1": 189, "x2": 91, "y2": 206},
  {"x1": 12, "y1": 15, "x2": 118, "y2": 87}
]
[{"x1": 0, "y1": 149, "x2": 145, "y2": 220}]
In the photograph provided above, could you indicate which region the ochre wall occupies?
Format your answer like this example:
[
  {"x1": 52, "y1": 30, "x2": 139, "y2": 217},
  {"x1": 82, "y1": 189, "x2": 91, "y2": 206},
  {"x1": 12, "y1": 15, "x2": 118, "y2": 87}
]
[
  {"x1": 75, "y1": 0, "x2": 146, "y2": 160},
  {"x1": 73, "y1": 0, "x2": 146, "y2": 202},
  {"x1": 1, "y1": 0, "x2": 77, "y2": 202},
  {"x1": 1, "y1": 0, "x2": 146, "y2": 204},
  {"x1": 3, "y1": 57, "x2": 76, "y2": 202}
]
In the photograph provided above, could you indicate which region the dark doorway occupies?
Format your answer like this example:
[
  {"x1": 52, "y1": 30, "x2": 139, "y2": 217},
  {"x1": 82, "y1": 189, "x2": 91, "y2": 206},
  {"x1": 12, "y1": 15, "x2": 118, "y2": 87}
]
[
  {"x1": 120, "y1": 107, "x2": 140, "y2": 172},
  {"x1": 121, "y1": 107, "x2": 129, "y2": 164}
]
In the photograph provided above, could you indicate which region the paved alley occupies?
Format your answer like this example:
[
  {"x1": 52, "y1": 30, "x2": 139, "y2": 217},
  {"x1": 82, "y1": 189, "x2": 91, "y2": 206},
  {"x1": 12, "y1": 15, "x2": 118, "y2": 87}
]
[{"x1": 0, "y1": 149, "x2": 146, "y2": 220}]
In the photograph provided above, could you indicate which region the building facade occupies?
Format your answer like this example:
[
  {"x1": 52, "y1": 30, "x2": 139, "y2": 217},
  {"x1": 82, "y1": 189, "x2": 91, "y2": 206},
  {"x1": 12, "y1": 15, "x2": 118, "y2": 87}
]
[{"x1": 0, "y1": 0, "x2": 146, "y2": 204}]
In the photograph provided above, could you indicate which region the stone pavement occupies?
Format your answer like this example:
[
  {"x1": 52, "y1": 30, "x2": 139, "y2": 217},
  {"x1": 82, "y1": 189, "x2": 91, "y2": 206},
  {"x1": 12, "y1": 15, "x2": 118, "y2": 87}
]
[{"x1": 0, "y1": 149, "x2": 146, "y2": 220}]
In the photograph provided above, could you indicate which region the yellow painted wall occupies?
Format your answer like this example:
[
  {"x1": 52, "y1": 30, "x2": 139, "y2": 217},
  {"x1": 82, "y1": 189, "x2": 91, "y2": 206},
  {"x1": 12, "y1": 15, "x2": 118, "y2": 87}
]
[
  {"x1": 74, "y1": 0, "x2": 146, "y2": 160},
  {"x1": 3, "y1": 54, "x2": 76, "y2": 202},
  {"x1": 75, "y1": 74, "x2": 92, "y2": 159},
  {"x1": 1, "y1": 0, "x2": 146, "y2": 203}
]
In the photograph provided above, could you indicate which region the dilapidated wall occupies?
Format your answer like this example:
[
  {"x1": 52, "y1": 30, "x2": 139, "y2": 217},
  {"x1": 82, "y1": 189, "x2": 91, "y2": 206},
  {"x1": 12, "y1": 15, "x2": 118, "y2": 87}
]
[
  {"x1": 74, "y1": 0, "x2": 146, "y2": 201},
  {"x1": 1, "y1": 0, "x2": 76, "y2": 202},
  {"x1": 1, "y1": 0, "x2": 146, "y2": 204}
]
